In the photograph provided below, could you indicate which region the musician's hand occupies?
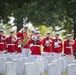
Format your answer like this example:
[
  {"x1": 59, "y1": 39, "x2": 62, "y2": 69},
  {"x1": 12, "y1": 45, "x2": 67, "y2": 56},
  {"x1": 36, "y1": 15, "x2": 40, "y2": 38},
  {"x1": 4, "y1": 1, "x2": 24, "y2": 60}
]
[
  {"x1": 54, "y1": 45, "x2": 60, "y2": 48},
  {"x1": 15, "y1": 51, "x2": 17, "y2": 54},
  {"x1": 58, "y1": 40, "x2": 61, "y2": 44},
  {"x1": 4, "y1": 50, "x2": 8, "y2": 54},
  {"x1": 30, "y1": 43, "x2": 33, "y2": 47}
]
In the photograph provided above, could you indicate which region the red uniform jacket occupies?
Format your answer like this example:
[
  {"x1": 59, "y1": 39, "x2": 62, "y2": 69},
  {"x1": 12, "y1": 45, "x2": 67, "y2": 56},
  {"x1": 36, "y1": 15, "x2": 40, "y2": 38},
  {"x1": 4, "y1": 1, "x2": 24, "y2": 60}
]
[
  {"x1": 5, "y1": 36, "x2": 17, "y2": 53},
  {"x1": 17, "y1": 31, "x2": 28, "y2": 41},
  {"x1": 23, "y1": 41, "x2": 30, "y2": 48},
  {"x1": 64, "y1": 40, "x2": 74, "y2": 55},
  {"x1": 53, "y1": 38, "x2": 62, "y2": 53},
  {"x1": 0, "y1": 35, "x2": 6, "y2": 51},
  {"x1": 16, "y1": 38, "x2": 22, "y2": 53},
  {"x1": 29, "y1": 39, "x2": 42, "y2": 55},
  {"x1": 42, "y1": 37, "x2": 54, "y2": 52},
  {"x1": 17, "y1": 47, "x2": 22, "y2": 53},
  {"x1": 17, "y1": 31, "x2": 30, "y2": 48},
  {"x1": 73, "y1": 40, "x2": 76, "y2": 51}
]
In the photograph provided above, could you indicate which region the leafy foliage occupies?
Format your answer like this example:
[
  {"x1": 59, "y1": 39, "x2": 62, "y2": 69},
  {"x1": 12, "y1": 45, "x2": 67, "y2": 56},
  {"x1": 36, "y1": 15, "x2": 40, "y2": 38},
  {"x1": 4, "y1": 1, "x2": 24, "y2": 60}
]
[{"x1": 0, "y1": 0, "x2": 76, "y2": 38}]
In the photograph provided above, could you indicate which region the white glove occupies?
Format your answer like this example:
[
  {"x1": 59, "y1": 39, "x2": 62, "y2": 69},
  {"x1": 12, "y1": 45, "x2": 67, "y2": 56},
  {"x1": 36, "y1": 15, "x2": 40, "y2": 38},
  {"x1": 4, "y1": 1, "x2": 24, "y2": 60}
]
[
  {"x1": 54, "y1": 42, "x2": 60, "y2": 48},
  {"x1": 46, "y1": 40, "x2": 49, "y2": 44},
  {"x1": 49, "y1": 39, "x2": 52, "y2": 43},
  {"x1": 18, "y1": 45, "x2": 21, "y2": 47},
  {"x1": 30, "y1": 43, "x2": 33, "y2": 47}
]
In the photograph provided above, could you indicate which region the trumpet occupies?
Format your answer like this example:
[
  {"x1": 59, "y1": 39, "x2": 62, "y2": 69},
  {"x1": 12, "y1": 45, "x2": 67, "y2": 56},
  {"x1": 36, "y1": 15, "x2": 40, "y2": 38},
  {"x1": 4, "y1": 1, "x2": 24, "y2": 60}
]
[
  {"x1": 31, "y1": 36, "x2": 37, "y2": 41},
  {"x1": 45, "y1": 43, "x2": 51, "y2": 47},
  {"x1": 45, "y1": 40, "x2": 52, "y2": 47}
]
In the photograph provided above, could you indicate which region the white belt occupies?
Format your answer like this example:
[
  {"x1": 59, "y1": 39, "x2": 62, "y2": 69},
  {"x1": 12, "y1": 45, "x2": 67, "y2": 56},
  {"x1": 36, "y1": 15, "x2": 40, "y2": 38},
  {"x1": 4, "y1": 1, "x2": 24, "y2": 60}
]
[
  {"x1": 31, "y1": 45, "x2": 40, "y2": 47},
  {"x1": 0, "y1": 42, "x2": 4, "y2": 44},
  {"x1": 8, "y1": 44, "x2": 15, "y2": 46},
  {"x1": 66, "y1": 47, "x2": 72, "y2": 48},
  {"x1": 54, "y1": 45, "x2": 60, "y2": 48}
]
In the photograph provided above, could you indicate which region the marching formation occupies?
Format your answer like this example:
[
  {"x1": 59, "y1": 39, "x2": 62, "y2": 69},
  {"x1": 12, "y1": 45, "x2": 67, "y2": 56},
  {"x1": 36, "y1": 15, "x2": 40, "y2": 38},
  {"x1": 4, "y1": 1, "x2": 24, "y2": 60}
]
[{"x1": 0, "y1": 25, "x2": 76, "y2": 60}]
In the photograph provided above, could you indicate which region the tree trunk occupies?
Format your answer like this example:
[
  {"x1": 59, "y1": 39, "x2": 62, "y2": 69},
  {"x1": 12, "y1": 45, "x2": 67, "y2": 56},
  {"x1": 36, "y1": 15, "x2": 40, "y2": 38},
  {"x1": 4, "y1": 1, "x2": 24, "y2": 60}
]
[
  {"x1": 17, "y1": 24, "x2": 23, "y2": 32},
  {"x1": 74, "y1": 21, "x2": 76, "y2": 39}
]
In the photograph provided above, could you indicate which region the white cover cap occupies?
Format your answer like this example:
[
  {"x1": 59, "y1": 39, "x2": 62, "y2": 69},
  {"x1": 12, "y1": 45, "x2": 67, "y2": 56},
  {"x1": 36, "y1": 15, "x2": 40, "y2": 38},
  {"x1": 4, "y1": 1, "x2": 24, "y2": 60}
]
[
  {"x1": 67, "y1": 34, "x2": 72, "y2": 37},
  {"x1": 46, "y1": 31, "x2": 50, "y2": 34},
  {"x1": 35, "y1": 31, "x2": 40, "y2": 34},
  {"x1": 55, "y1": 32, "x2": 60, "y2": 35},
  {"x1": 10, "y1": 30, "x2": 14, "y2": 33},
  {"x1": 24, "y1": 25, "x2": 28, "y2": 28},
  {"x1": 0, "y1": 29, "x2": 3, "y2": 32}
]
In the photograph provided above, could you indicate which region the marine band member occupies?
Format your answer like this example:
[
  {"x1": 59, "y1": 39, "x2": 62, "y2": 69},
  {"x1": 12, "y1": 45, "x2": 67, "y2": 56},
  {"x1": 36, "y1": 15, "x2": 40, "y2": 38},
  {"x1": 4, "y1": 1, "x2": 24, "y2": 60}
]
[{"x1": 0, "y1": 29, "x2": 6, "y2": 54}]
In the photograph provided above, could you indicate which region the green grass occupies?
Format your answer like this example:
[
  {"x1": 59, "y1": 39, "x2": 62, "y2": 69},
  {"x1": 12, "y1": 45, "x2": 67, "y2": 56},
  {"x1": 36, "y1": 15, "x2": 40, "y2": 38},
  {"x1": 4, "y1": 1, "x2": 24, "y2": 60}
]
[
  {"x1": 44, "y1": 72, "x2": 68, "y2": 75},
  {"x1": 62, "y1": 72, "x2": 68, "y2": 75}
]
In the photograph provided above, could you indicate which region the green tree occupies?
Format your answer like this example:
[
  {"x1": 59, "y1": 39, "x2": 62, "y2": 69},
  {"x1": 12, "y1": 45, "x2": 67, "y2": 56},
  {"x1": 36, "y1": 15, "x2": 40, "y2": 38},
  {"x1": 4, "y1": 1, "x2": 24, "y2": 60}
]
[{"x1": 0, "y1": 0, "x2": 76, "y2": 38}]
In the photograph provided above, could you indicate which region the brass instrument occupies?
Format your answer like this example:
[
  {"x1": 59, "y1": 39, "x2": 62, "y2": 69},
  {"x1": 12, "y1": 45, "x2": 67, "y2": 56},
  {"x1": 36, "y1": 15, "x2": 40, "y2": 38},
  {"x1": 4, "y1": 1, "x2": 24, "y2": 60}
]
[
  {"x1": 22, "y1": 36, "x2": 30, "y2": 48},
  {"x1": 45, "y1": 40, "x2": 52, "y2": 47},
  {"x1": 31, "y1": 36, "x2": 37, "y2": 41},
  {"x1": 46, "y1": 43, "x2": 51, "y2": 47}
]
